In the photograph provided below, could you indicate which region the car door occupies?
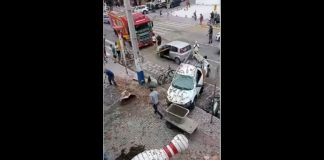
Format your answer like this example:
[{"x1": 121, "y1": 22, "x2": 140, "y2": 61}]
[
  {"x1": 169, "y1": 45, "x2": 178, "y2": 59},
  {"x1": 195, "y1": 69, "x2": 203, "y2": 95},
  {"x1": 159, "y1": 45, "x2": 170, "y2": 56}
]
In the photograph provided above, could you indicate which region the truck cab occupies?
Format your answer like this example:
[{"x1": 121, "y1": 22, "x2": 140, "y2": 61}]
[{"x1": 108, "y1": 11, "x2": 154, "y2": 48}]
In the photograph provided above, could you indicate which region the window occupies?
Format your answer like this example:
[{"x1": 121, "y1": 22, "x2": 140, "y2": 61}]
[
  {"x1": 180, "y1": 45, "x2": 191, "y2": 53},
  {"x1": 172, "y1": 74, "x2": 194, "y2": 90},
  {"x1": 170, "y1": 46, "x2": 178, "y2": 52},
  {"x1": 163, "y1": 45, "x2": 170, "y2": 50}
]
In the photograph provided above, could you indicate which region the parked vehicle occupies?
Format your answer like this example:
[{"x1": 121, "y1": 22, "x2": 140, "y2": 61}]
[
  {"x1": 167, "y1": 63, "x2": 204, "y2": 110},
  {"x1": 134, "y1": 5, "x2": 149, "y2": 14},
  {"x1": 146, "y1": 0, "x2": 167, "y2": 10},
  {"x1": 215, "y1": 32, "x2": 220, "y2": 41},
  {"x1": 108, "y1": 11, "x2": 154, "y2": 48},
  {"x1": 169, "y1": 0, "x2": 182, "y2": 8},
  {"x1": 156, "y1": 41, "x2": 192, "y2": 64}
]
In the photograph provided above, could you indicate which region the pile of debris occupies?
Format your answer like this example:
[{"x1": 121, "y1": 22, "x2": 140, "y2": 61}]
[{"x1": 114, "y1": 76, "x2": 151, "y2": 106}]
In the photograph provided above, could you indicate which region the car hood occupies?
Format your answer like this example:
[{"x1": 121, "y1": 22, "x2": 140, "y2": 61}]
[{"x1": 167, "y1": 85, "x2": 194, "y2": 105}]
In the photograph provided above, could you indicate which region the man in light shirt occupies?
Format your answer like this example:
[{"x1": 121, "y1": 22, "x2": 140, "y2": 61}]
[{"x1": 149, "y1": 88, "x2": 163, "y2": 119}]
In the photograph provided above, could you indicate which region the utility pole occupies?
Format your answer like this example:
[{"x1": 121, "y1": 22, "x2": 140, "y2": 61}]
[{"x1": 124, "y1": 0, "x2": 145, "y2": 85}]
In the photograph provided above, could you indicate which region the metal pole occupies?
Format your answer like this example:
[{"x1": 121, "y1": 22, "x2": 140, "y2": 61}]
[
  {"x1": 124, "y1": 0, "x2": 145, "y2": 85},
  {"x1": 118, "y1": 31, "x2": 128, "y2": 74}
]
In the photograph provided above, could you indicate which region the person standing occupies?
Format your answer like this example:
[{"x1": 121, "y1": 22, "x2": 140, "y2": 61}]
[
  {"x1": 193, "y1": 41, "x2": 199, "y2": 54},
  {"x1": 104, "y1": 69, "x2": 117, "y2": 86},
  {"x1": 115, "y1": 41, "x2": 121, "y2": 63},
  {"x1": 208, "y1": 25, "x2": 213, "y2": 44},
  {"x1": 199, "y1": 14, "x2": 203, "y2": 25},
  {"x1": 152, "y1": 33, "x2": 157, "y2": 47},
  {"x1": 111, "y1": 44, "x2": 117, "y2": 63},
  {"x1": 156, "y1": 34, "x2": 162, "y2": 46},
  {"x1": 210, "y1": 11, "x2": 215, "y2": 25},
  {"x1": 193, "y1": 10, "x2": 197, "y2": 21},
  {"x1": 149, "y1": 88, "x2": 163, "y2": 119},
  {"x1": 160, "y1": 9, "x2": 162, "y2": 16}
]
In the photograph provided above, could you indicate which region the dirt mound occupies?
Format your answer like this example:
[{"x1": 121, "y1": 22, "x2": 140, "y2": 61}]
[{"x1": 114, "y1": 76, "x2": 151, "y2": 106}]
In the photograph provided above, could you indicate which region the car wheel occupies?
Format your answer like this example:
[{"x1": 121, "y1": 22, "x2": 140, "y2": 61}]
[{"x1": 175, "y1": 57, "x2": 181, "y2": 65}]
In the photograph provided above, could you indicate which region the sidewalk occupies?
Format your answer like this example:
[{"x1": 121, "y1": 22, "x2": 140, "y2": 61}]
[
  {"x1": 104, "y1": 54, "x2": 158, "y2": 84},
  {"x1": 104, "y1": 60, "x2": 137, "y2": 81}
]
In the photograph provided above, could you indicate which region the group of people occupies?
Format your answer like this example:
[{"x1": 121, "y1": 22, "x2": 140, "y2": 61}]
[
  {"x1": 152, "y1": 33, "x2": 162, "y2": 51},
  {"x1": 193, "y1": 11, "x2": 220, "y2": 26},
  {"x1": 193, "y1": 11, "x2": 204, "y2": 25},
  {"x1": 109, "y1": 39, "x2": 129, "y2": 64},
  {"x1": 210, "y1": 11, "x2": 220, "y2": 25}
]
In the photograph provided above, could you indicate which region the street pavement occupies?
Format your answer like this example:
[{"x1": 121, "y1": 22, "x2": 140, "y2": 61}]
[
  {"x1": 104, "y1": 3, "x2": 220, "y2": 87},
  {"x1": 104, "y1": 3, "x2": 220, "y2": 159}
]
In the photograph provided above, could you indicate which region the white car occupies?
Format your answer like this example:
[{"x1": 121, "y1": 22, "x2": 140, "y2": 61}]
[
  {"x1": 157, "y1": 41, "x2": 193, "y2": 64},
  {"x1": 167, "y1": 63, "x2": 204, "y2": 110},
  {"x1": 134, "y1": 5, "x2": 149, "y2": 14},
  {"x1": 215, "y1": 32, "x2": 220, "y2": 41}
]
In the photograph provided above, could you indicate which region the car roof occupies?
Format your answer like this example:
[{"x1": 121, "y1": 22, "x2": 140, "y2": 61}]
[
  {"x1": 167, "y1": 41, "x2": 191, "y2": 48},
  {"x1": 176, "y1": 63, "x2": 197, "y2": 77}
]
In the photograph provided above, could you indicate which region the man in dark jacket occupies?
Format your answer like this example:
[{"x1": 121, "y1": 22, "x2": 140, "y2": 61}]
[
  {"x1": 104, "y1": 69, "x2": 117, "y2": 86},
  {"x1": 156, "y1": 34, "x2": 162, "y2": 46},
  {"x1": 210, "y1": 11, "x2": 215, "y2": 24},
  {"x1": 208, "y1": 25, "x2": 213, "y2": 44}
]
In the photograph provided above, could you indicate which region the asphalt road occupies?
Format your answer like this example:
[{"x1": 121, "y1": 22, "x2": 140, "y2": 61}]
[{"x1": 104, "y1": 4, "x2": 220, "y2": 87}]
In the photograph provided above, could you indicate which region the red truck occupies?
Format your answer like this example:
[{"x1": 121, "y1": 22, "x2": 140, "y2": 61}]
[{"x1": 108, "y1": 11, "x2": 154, "y2": 48}]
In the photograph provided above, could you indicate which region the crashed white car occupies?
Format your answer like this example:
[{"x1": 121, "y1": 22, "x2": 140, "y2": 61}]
[{"x1": 167, "y1": 63, "x2": 204, "y2": 110}]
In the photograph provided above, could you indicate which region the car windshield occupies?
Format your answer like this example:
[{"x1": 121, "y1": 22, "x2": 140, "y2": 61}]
[
  {"x1": 172, "y1": 74, "x2": 194, "y2": 90},
  {"x1": 135, "y1": 23, "x2": 150, "y2": 32}
]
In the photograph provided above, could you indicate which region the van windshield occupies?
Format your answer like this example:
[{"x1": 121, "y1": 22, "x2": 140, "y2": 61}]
[{"x1": 172, "y1": 74, "x2": 194, "y2": 90}]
